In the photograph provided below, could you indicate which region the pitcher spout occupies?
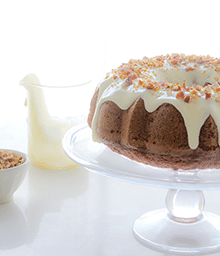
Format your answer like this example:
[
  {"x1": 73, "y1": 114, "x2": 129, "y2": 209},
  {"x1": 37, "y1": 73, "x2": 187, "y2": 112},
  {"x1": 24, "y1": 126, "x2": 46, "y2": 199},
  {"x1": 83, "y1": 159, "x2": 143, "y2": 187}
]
[
  {"x1": 19, "y1": 73, "x2": 41, "y2": 89},
  {"x1": 20, "y1": 73, "x2": 41, "y2": 106}
]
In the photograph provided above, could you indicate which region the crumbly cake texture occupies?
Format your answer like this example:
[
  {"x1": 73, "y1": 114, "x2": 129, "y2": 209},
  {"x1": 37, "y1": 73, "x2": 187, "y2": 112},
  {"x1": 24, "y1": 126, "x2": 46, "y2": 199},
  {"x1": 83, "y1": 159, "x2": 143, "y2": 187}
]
[{"x1": 88, "y1": 54, "x2": 220, "y2": 170}]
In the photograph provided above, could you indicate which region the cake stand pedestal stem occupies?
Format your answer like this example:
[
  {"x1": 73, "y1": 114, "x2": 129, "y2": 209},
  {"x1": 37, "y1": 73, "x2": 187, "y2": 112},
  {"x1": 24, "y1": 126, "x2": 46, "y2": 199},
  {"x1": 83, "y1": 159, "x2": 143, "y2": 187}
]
[{"x1": 166, "y1": 189, "x2": 205, "y2": 223}]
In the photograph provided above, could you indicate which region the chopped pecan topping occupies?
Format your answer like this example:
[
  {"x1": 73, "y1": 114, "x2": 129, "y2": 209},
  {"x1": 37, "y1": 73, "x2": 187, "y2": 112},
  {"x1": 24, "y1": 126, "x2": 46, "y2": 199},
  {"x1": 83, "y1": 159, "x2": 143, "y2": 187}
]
[
  {"x1": 215, "y1": 67, "x2": 220, "y2": 72},
  {"x1": 184, "y1": 95, "x2": 191, "y2": 103},
  {"x1": 146, "y1": 84, "x2": 154, "y2": 90},
  {"x1": 205, "y1": 92, "x2": 212, "y2": 100},
  {"x1": 173, "y1": 84, "x2": 181, "y2": 91},
  {"x1": 176, "y1": 91, "x2": 185, "y2": 100},
  {"x1": 185, "y1": 67, "x2": 196, "y2": 72},
  {"x1": 0, "y1": 150, "x2": 25, "y2": 169},
  {"x1": 109, "y1": 54, "x2": 220, "y2": 101},
  {"x1": 124, "y1": 76, "x2": 133, "y2": 86}
]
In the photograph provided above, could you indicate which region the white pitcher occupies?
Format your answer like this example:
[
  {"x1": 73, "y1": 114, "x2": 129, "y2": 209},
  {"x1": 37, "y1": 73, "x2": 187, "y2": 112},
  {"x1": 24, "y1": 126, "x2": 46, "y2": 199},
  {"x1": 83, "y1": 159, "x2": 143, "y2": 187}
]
[{"x1": 20, "y1": 74, "x2": 92, "y2": 169}]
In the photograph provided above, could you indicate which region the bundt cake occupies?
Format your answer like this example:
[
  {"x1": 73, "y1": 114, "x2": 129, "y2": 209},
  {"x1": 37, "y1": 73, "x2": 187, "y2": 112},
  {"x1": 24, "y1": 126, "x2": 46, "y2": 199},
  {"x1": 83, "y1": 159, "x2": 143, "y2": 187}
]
[{"x1": 87, "y1": 54, "x2": 220, "y2": 170}]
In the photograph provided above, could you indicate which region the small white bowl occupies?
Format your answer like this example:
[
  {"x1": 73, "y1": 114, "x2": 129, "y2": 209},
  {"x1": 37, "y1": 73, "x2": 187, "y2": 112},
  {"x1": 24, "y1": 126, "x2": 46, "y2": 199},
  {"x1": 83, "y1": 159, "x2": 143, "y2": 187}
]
[{"x1": 0, "y1": 149, "x2": 29, "y2": 204}]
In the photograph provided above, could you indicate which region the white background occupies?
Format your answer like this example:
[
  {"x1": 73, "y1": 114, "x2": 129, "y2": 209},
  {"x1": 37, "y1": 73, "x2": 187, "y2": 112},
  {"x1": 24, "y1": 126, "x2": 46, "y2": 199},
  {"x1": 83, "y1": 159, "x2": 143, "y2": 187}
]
[
  {"x1": 1, "y1": 0, "x2": 220, "y2": 125},
  {"x1": 1, "y1": 0, "x2": 220, "y2": 114},
  {"x1": 1, "y1": 0, "x2": 220, "y2": 255}
]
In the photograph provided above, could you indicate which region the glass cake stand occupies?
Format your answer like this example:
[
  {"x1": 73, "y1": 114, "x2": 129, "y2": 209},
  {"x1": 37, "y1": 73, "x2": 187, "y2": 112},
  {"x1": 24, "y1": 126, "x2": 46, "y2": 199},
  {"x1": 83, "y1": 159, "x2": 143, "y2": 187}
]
[{"x1": 62, "y1": 124, "x2": 220, "y2": 255}]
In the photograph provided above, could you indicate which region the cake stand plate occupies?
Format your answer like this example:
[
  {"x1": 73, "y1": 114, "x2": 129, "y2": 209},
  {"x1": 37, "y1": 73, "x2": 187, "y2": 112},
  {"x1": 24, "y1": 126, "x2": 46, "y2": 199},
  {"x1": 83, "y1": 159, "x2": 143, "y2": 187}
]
[{"x1": 62, "y1": 124, "x2": 220, "y2": 254}]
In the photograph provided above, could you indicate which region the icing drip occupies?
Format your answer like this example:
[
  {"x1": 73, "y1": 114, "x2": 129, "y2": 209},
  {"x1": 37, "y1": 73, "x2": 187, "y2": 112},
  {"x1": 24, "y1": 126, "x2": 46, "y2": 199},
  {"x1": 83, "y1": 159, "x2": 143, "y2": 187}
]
[{"x1": 91, "y1": 54, "x2": 220, "y2": 150}]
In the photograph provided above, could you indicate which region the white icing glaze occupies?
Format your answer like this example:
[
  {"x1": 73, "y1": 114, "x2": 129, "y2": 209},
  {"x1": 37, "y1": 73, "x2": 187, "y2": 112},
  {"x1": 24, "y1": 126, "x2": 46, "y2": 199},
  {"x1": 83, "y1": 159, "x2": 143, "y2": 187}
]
[{"x1": 91, "y1": 55, "x2": 220, "y2": 150}]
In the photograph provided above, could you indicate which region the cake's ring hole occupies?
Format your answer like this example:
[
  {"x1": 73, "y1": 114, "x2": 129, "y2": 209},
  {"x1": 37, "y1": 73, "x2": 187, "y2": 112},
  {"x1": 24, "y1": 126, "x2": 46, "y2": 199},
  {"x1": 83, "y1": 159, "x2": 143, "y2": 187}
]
[{"x1": 155, "y1": 66, "x2": 218, "y2": 87}]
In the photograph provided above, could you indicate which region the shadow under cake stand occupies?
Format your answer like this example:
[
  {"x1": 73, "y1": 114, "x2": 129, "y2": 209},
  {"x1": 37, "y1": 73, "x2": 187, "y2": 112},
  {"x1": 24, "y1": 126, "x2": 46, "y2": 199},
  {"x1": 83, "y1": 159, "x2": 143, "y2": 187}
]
[{"x1": 63, "y1": 124, "x2": 220, "y2": 255}]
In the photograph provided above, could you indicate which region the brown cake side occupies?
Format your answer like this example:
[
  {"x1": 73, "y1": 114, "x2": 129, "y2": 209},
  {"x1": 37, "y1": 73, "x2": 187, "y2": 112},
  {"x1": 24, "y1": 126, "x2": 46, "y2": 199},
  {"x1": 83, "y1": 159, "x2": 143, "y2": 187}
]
[{"x1": 88, "y1": 88, "x2": 220, "y2": 170}]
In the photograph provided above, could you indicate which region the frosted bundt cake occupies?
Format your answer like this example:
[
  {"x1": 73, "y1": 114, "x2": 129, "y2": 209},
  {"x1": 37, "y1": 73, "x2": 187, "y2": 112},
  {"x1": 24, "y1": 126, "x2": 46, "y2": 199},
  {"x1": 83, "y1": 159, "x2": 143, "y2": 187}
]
[{"x1": 87, "y1": 54, "x2": 220, "y2": 170}]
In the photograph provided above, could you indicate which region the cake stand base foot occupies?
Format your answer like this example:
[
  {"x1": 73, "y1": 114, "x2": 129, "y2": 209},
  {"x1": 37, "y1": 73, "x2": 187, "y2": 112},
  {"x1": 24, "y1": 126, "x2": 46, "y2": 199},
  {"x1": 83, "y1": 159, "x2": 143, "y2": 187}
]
[{"x1": 133, "y1": 209, "x2": 220, "y2": 254}]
